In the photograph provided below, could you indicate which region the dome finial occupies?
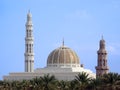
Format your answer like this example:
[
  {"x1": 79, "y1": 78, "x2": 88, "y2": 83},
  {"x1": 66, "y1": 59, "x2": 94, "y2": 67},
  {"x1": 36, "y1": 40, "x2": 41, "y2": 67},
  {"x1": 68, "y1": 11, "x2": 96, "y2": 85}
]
[
  {"x1": 62, "y1": 38, "x2": 64, "y2": 46},
  {"x1": 102, "y1": 35, "x2": 103, "y2": 40},
  {"x1": 28, "y1": 9, "x2": 30, "y2": 13},
  {"x1": 28, "y1": 9, "x2": 31, "y2": 15}
]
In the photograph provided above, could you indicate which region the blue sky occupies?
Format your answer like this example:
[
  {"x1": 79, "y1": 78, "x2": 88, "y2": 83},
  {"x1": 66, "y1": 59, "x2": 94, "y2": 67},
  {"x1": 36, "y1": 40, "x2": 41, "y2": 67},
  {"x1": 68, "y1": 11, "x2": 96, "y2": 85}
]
[{"x1": 0, "y1": 0, "x2": 120, "y2": 80}]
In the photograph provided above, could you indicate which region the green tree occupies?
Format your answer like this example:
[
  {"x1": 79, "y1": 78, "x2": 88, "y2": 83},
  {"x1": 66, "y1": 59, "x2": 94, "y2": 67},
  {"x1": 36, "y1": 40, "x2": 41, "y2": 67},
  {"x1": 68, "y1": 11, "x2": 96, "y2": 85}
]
[
  {"x1": 74, "y1": 72, "x2": 91, "y2": 90},
  {"x1": 101, "y1": 72, "x2": 120, "y2": 90},
  {"x1": 0, "y1": 80, "x2": 4, "y2": 90},
  {"x1": 57, "y1": 80, "x2": 69, "y2": 90},
  {"x1": 31, "y1": 77, "x2": 43, "y2": 90},
  {"x1": 88, "y1": 78, "x2": 102, "y2": 90},
  {"x1": 68, "y1": 80, "x2": 76, "y2": 90},
  {"x1": 40, "y1": 74, "x2": 57, "y2": 90}
]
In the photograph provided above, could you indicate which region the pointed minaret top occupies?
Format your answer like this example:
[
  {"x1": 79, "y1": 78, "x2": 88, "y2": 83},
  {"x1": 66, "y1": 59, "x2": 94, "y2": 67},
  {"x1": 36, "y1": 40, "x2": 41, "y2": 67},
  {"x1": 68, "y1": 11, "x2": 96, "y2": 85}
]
[
  {"x1": 100, "y1": 35, "x2": 105, "y2": 42},
  {"x1": 26, "y1": 10, "x2": 32, "y2": 23},
  {"x1": 28, "y1": 10, "x2": 31, "y2": 16},
  {"x1": 27, "y1": 10, "x2": 32, "y2": 18},
  {"x1": 100, "y1": 35, "x2": 105, "y2": 49}
]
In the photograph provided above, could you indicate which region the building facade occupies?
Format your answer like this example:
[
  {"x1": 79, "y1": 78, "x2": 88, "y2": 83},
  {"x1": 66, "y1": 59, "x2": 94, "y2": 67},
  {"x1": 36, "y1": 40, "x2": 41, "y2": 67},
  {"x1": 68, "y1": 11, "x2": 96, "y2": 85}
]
[{"x1": 3, "y1": 11, "x2": 109, "y2": 81}]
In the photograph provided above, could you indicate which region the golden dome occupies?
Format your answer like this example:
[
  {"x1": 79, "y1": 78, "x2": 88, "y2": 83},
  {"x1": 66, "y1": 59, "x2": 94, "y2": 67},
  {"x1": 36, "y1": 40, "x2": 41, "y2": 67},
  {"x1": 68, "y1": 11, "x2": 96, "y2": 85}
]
[{"x1": 47, "y1": 45, "x2": 80, "y2": 67}]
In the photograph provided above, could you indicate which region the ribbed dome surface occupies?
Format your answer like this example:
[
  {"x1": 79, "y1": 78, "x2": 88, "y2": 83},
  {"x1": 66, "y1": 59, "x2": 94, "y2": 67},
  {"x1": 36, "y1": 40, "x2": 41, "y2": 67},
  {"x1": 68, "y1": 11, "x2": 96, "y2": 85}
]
[{"x1": 47, "y1": 46, "x2": 80, "y2": 67}]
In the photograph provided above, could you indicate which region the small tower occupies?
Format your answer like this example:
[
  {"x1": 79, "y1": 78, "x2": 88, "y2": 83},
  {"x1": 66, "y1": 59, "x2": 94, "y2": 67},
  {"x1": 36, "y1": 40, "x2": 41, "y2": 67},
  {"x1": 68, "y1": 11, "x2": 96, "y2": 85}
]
[
  {"x1": 24, "y1": 11, "x2": 34, "y2": 72},
  {"x1": 95, "y1": 36, "x2": 109, "y2": 77}
]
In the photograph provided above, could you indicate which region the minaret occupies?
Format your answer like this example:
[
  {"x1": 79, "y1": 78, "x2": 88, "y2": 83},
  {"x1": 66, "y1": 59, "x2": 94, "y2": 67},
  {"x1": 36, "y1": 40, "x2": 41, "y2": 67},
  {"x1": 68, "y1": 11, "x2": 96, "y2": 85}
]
[
  {"x1": 24, "y1": 11, "x2": 34, "y2": 72},
  {"x1": 95, "y1": 36, "x2": 109, "y2": 77}
]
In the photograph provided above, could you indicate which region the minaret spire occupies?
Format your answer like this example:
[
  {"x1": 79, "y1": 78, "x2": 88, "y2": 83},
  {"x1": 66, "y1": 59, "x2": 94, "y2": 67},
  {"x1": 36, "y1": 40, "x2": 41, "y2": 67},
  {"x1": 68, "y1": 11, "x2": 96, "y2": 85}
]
[
  {"x1": 62, "y1": 38, "x2": 64, "y2": 46},
  {"x1": 28, "y1": 9, "x2": 30, "y2": 13},
  {"x1": 24, "y1": 11, "x2": 34, "y2": 72},
  {"x1": 95, "y1": 37, "x2": 109, "y2": 77},
  {"x1": 102, "y1": 35, "x2": 103, "y2": 40}
]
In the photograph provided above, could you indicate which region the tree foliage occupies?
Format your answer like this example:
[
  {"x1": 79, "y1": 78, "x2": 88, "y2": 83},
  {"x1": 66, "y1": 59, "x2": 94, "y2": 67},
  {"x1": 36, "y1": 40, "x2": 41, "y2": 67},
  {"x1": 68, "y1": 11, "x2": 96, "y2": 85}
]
[{"x1": 0, "y1": 72, "x2": 120, "y2": 90}]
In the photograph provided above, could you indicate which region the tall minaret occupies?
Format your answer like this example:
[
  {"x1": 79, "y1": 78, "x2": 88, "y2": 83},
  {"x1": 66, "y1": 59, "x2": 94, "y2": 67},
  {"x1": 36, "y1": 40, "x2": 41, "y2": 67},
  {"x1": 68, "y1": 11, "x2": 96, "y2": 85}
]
[
  {"x1": 95, "y1": 36, "x2": 109, "y2": 77},
  {"x1": 24, "y1": 11, "x2": 34, "y2": 72}
]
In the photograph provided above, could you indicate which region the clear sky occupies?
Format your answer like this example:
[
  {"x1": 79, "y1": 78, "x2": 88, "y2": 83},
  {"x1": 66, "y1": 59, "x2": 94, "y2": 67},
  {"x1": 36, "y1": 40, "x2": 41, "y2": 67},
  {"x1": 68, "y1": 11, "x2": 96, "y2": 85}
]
[{"x1": 0, "y1": 0, "x2": 120, "y2": 80}]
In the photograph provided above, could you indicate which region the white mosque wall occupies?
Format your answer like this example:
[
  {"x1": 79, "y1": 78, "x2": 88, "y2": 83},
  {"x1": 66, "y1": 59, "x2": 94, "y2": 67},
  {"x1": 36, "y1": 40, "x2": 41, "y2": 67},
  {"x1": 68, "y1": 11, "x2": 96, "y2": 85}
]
[{"x1": 3, "y1": 67, "x2": 96, "y2": 81}]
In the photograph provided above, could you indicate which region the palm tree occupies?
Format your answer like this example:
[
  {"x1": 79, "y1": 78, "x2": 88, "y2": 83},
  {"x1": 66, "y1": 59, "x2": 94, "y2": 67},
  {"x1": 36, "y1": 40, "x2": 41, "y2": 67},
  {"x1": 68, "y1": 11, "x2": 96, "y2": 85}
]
[
  {"x1": 31, "y1": 77, "x2": 43, "y2": 90},
  {"x1": 2, "y1": 81, "x2": 10, "y2": 90},
  {"x1": 40, "y1": 74, "x2": 57, "y2": 90},
  {"x1": 88, "y1": 77, "x2": 102, "y2": 90},
  {"x1": 0, "y1": 80, "x2": 4, "y2": 90},
  {"x1": 101, "y1": 72, "x2": 120, "y2": 90},
  {"x1": 68, "y1": 80, "x2": 76, "y2": 90},
  {"x1": 57, "y1": 80, "x2": 69, "y2": 90},
  {"x1": 13, "y1": 80, "x2": 23, "y2": 90},
  {"x1": 21, "y1": 80, "x2": 32, "y2": 90},
  {"x1": 74, "y1": 72, "x2": 91, "y2": 90}
]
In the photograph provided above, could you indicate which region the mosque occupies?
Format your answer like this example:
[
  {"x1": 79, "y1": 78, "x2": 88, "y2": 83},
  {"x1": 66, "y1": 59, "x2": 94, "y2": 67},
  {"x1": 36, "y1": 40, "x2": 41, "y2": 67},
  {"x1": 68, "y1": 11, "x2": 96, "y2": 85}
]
[{"x1": 3, "y1": 12, "x2": 109, "y2": 81}]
